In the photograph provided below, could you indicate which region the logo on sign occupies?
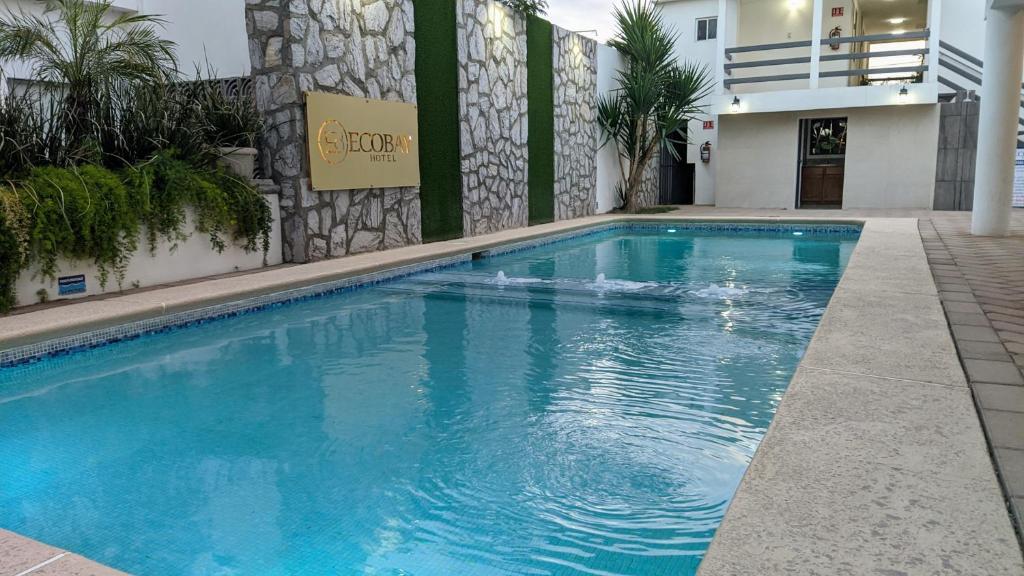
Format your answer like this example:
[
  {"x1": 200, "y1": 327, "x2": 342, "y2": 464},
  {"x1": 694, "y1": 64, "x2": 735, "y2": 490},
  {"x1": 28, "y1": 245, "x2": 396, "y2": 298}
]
[
  {"x1": 306, "y1": 92, "x2": 420, "y2": 191},
  {"x1": 703, "y1": 120, "x2": 714, "y2": 130},
  {"x1": 832, "y1": 7, "x2": 843, "y2": 17},
  {"x1": 58, "y1": 274, "x2": 86, "y2": 296}
]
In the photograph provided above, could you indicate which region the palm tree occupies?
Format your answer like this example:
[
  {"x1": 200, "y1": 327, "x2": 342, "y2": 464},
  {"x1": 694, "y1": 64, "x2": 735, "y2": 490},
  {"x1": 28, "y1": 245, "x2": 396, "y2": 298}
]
[
  {"x1": 597, "y1": 0, "x2": 712, "y2": 212},
  {"x1": 0, "y1": 0, "x2": 177, "y2": 159}
]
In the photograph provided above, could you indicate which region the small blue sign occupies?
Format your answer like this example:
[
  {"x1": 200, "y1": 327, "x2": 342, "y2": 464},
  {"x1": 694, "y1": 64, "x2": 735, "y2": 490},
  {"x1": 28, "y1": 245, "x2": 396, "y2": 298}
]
[{"x1": 58, "y1": 274, "x2": 86, "y2": 296}]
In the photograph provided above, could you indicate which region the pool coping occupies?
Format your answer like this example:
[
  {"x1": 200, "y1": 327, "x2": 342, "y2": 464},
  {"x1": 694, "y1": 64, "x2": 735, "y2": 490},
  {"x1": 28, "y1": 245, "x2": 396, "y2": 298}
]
[
  {"x1": 0, "y1": 214, "x2": 862, "y2": 365},
  {"x1": 2, "y1": 213, "x2": 1021, "y2": 575}
]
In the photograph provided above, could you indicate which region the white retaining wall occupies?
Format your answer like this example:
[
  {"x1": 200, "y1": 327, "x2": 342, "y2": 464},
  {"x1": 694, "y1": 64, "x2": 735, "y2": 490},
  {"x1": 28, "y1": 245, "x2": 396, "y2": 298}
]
[{"x1": 14, "y1": 193, "x2": 282, "y2": 307}]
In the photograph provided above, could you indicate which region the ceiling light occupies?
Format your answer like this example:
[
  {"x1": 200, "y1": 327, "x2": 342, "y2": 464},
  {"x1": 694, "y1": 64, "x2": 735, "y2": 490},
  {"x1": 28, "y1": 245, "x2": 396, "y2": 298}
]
[
  {"x1": 892, "y1": 28, "x2": 906, "y2": 35},
  {"x1": 887, "y1": 17, "x2": 907, "y2": 24}
]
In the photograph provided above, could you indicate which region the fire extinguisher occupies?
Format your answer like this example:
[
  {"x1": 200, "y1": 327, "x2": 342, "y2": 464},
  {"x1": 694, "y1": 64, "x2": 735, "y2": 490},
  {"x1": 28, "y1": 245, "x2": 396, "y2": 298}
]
[
  {"x1": 700, "y1": 141, "x2": 711, "y2": 163},
  {"x1": 829, "y1": 26, "x2": 842, "y2": 51}
]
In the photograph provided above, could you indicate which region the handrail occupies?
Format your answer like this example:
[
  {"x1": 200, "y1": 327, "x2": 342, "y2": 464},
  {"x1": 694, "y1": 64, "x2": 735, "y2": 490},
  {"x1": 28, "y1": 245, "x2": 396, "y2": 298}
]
[
  {"x1": 820, "y1": 48, "x2": 928, "y2": 62},
  {"x1": 723, "y1": 73, "x2": 810, "y2": 88},
  {"x1": 724, "y1": 48, "x2": 929, "y2": 72},
  {"x1": 820, "y1": 65, "x2": 927, "y2": 78},
  {"x1": 818, "y1": 30, "x2": 930, "y2": 46},
  {"x1": 724, "y1": 30, "x2": 929, "y2": 56},
  {"x1": 939, "y1": 40, "x2": 982, "y2": 68},
  {"x1": 725, "y1": 39, "x2": 812, "y2": 55}
]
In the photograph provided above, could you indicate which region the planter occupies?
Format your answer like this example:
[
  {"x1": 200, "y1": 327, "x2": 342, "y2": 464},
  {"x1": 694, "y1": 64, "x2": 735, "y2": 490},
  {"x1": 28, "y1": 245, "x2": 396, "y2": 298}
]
[{"x1": 216, "y1": 147, "x2": 258, "y2": 180}]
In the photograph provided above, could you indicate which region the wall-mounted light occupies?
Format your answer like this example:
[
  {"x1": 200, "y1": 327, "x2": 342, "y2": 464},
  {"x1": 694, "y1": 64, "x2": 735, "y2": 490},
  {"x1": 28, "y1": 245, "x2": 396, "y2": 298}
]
[
  {"x1": 731, "y1": 96, "x2": 741, "y2": 113},
  {"x1": 891, "y1": 28, "x2": 906, "y2": 35},
  {"x1": 887, "y1": 17, "x2": 907, "y2": 25},
  {"x1": 786, "y1": 0, "x2": 804, "y2": 10},
  {"x1": 486, "y1": 3, "x2": 505, "y2": 38},
  {"x1": 898, "y1": 85, "x2": 909, "y2": 104}
]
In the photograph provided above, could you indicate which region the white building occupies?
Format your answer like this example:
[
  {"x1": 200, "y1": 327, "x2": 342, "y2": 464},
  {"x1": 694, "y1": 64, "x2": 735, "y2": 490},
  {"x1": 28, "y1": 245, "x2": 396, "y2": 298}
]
[
  {"x1": 656, "y1": 0, "x2": 1024, "y2": 217},
  {"x1": 2, "y1": 0, "x2": 1022, "y2": 223},
  {"x1": 0, "y1": 0, "x2": 249, "y2": 91}
]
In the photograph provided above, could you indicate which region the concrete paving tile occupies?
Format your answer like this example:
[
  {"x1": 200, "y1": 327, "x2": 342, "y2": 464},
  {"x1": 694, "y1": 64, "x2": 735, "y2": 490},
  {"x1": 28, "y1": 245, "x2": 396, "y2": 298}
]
[
  {"x1": 1009, "y1": 342, "x2": 1024, "y2": 355},
  {"x1": 941, "y1": 291, "x2": 978, "y2": 303},
  {"x1": 963, "y1": 359, "x2": 1024, "y2": 385},
  {"x1": 975, "y1": 383, "x2": 1024, "y2": 413},
  {"x1": 0, "y1": 530, "x2": 63, "y2": 576},
  {"x1": 957, "y1": 340, "x2": 1012, "y2": 361},
  {"x1": 699, "y1": 368, "x2": 1023, "y2": 576},
  {"x1": 994, "y1": 448, "x2": 1024, "y2": 497},
  {"x1": 952, "y1": 324, "x2": 1002, "y2": 343},
  {"x1": 947, "y1": 311, "x2": 992, "y2": 326},
  {"x1": 943, "y1": 301, "x2": 984, "y2": 314},
  {"x1": 982, "y1": 409, "x2": 1024, "y2": 450},
  {"x1": 27, "y1": 553, "x2": 129, "y2": 575}
]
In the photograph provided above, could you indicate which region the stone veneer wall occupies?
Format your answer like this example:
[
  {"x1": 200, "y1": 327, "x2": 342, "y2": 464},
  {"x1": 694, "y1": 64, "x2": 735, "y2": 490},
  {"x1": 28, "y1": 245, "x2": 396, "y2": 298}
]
[
  {"x1": 553, "y1": 27, "x2": 597, "y2": 220},
  {"x1": 637, "y1": 155, "x2": 660, "y2": 209},
  {"x1": 246, "y1": 0, "x2": 421, "y2": 263},
  {"x1": 456, "y1": 0, "x2": 529, "y2": 237}
]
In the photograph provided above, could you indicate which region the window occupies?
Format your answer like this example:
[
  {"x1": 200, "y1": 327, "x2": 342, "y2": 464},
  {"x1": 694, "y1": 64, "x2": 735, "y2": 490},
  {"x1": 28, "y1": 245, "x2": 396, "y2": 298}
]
[
  {"x1": 805, "y1": 118, "x2": 848, "y2": 157},
  {"x1": 696, "y1": 17, "x2": 717, "y2": 41}
]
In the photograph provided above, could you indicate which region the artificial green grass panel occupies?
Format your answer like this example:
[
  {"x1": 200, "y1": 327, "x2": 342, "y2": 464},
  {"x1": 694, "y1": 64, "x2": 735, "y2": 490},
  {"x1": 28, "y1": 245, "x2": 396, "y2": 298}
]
[
  {"x1": 414, "y1": 0, "x2": 463, "y2": 242},
  {"x1": 527, "y1": 14, "x2": 555, "y2": 225}
]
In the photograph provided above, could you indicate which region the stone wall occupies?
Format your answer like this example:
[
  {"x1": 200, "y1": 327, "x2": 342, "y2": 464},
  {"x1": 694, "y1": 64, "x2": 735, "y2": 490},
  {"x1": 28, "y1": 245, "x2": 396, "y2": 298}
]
[
  {"x1": 246, "y1": 0, "x2": 421, "y2": 262},
  {"x1": 456, "y1": 0, "x2": 529, "y2": 237},
  {"x1": 933, "y1": 91, "x2": 978, "y2": 211},
  {"x1": 553, "y1": 26, "x2": 597, "y2": 220},
  {"x1": 636, "y1": 154, "x2": 660, "y2": 209}
]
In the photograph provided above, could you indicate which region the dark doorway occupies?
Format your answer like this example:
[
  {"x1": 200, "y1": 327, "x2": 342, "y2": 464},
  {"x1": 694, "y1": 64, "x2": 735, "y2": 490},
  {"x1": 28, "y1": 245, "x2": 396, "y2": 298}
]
[
  {"x1": 659, "y1": 133, "x2": 695, "y2": 205},
  {"x1": 797, "y1": 117, "x2": 847, "y2": 208}
]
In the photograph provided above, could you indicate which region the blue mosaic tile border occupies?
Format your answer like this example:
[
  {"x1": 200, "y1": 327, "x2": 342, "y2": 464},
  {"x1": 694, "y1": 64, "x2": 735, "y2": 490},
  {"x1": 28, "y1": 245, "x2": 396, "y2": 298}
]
[
  {"x1": 0, "y1": 220, "x2": 861, "y2": 368},
  {"x1": 0, "y1": 253, "x2": 471, "y2": 368}
]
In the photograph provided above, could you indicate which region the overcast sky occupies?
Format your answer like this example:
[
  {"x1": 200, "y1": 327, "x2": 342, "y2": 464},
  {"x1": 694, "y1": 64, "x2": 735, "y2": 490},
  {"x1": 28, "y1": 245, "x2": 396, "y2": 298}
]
[{"x1": 546, "y1": 0, "x2": 619, "y2": 42}]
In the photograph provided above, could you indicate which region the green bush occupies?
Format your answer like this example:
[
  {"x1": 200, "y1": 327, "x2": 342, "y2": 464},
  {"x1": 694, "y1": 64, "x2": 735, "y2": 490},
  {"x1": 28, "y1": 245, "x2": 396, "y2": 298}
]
[
  {"x1": 0, "y1": 186, "x2": 31, "y2": 311},
  {"x1": 124, "y1": 153, "x2": 271, "y2": 257},
  {"x1": 19, "y1": 164, "x2": 140, "y2": 289}
]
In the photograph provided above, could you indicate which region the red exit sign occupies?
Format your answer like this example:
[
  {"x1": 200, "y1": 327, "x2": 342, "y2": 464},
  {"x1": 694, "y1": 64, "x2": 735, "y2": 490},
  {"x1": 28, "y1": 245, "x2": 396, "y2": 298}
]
[
  {"x1": 832, "y1": 7, "x2": 844, "y2": 17},
  {"x1": 703, "y1": 120, "x2": 714, "y2": 130}
]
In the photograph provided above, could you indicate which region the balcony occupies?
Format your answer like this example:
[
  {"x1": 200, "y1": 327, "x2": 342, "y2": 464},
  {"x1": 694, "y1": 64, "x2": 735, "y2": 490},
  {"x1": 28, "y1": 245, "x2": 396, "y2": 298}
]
[{"x1": 711, "y1": 0, "x2": 941, "y2": 114}]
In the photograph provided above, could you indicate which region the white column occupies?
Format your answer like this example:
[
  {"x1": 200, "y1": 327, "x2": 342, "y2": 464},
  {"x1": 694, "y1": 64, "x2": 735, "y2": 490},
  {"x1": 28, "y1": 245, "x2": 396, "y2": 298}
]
[
  {"x1": 716, "y1": 0, "x2": 728, "y2": 95},
  {"x1": 971, "y1": 4, "x2": 1024, "y2": 236},
  {"x1": 925, "y1": 0, "x2": 941, "y2": 84},
  {"x1": 809, "y1": 0, "x2": 823, "y2": 89}
]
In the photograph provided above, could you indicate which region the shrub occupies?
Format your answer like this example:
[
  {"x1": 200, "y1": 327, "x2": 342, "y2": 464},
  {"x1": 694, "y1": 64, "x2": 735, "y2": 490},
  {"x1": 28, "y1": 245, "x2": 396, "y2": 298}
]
[
  {"x1": 0, "y1": 185, "x2": 30, "y2": 311},
  {"x1": 18, "y1": 164, "x2": 140, "y2": 289},
  {"x1": 124, "y1": 153, "x2": 271, "y2": 257}
]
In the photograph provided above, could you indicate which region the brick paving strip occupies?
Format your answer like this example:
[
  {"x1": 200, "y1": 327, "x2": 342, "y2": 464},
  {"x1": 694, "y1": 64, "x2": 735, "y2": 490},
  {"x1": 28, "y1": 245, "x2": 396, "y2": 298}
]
[{"x1": 921, "y1": 212, "x2": 1024, "y2": 544}]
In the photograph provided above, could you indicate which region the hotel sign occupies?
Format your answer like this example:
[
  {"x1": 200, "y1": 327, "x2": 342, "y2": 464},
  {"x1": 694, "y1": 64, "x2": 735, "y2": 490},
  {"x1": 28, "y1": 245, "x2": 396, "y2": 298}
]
[{"x1": 305, "y1": 92, "x2": 420, "y2": 191}]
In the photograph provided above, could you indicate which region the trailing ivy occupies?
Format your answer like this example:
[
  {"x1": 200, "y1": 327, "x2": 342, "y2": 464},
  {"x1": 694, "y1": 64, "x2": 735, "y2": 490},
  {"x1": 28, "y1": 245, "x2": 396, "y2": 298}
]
[
  {"x1": 0, "y1": 185, "x2": 30, "y2": 311},
  {"x1": 18, "y1": 165, "x2": 140, "y2": 290},
  {"x1": 123, "y1": 153, "x2": 271, "y2": 258}
]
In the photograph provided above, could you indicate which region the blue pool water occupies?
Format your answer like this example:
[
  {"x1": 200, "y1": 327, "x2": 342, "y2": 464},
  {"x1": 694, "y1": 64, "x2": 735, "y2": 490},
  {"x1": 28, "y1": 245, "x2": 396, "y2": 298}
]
[{"x1": 0, "y1": 226, "x2": 857, "y2": 575}]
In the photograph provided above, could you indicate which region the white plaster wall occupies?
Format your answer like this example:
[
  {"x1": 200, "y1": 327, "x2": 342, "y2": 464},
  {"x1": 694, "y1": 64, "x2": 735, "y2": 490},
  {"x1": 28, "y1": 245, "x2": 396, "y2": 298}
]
[
  {"x1": 140, "y1": 0, "x2": 250, "y2": 78},
  {"x1": 14, "y1": 194, "x2": 283, "y2": 307},
  {"x1": 0, "y1": 0, "x2": 249, "y2": 90},
  {"x1": 715, "y1": 104, "x2": 940, "y2": 209},
  {"x1": 596, "y1": 43, "x2": 623, "y2": 213},
  {"x1": 660, "y1": 0, "x2": 720, "y2": 205},
  {"x1": 842, "y1": 104, "x2": 940, "y2": 208},
  {"x1": 716, "y1": 111, "x2": 801, "y2": 208}
]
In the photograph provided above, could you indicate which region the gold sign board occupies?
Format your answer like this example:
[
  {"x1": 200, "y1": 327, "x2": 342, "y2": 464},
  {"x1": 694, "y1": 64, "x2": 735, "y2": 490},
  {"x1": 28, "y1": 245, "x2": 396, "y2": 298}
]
[{"x1": 305, "y1": 92, "x2": 420, "y2": 191}]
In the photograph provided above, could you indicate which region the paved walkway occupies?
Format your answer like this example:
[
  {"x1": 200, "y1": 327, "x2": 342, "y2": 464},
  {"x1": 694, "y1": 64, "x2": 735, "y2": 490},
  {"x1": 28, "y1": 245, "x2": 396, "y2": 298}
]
[{"x1": 921, "y1": 211, "x2": 1024, "y2": 543}]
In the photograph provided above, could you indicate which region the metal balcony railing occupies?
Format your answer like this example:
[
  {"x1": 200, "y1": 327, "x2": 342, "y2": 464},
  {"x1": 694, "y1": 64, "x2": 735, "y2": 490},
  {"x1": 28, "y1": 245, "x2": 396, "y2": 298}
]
[
  {"x1": 722, "y1": 30, "x2": 930, "y2": 88},
  {"x1": 937, "y1": 40, "x2": 1024, "y2": 141}
]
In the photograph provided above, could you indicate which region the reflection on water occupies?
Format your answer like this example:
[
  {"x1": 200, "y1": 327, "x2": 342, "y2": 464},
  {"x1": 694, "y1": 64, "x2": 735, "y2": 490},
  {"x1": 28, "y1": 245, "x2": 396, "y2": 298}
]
[{"x1": 0, "y1": 229, "x2": 856, "y2": 576}]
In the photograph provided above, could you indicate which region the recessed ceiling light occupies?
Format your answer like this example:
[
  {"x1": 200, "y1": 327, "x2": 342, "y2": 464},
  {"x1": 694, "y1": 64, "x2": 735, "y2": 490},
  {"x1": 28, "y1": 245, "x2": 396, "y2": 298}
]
[{"x1": 887, "y1": 17, "x2": 907, "y2": 24}]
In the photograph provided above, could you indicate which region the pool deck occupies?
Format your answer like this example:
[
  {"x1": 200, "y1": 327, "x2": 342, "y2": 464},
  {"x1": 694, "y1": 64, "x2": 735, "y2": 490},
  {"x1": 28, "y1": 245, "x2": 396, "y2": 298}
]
[{"x1": 1, "y1": 208, "x2": 1022, "y2": 575}]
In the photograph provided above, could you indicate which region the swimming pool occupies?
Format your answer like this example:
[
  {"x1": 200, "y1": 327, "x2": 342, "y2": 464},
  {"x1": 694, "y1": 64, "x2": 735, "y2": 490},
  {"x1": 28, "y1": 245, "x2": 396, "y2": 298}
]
[{"x1": 0, "y1": 223, "x2": 858, "y2": 575}]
